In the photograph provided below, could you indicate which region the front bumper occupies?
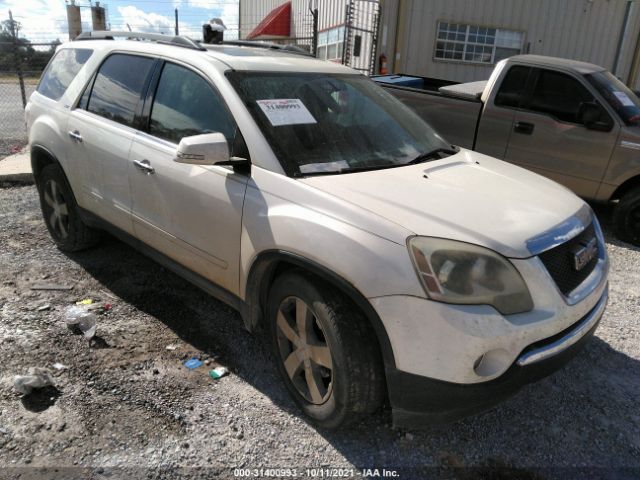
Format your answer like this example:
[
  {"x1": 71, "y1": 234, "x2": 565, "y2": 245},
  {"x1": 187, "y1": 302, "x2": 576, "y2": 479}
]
[{"x1": 386, "y1": 285, "x2": 608, "y2": 428}]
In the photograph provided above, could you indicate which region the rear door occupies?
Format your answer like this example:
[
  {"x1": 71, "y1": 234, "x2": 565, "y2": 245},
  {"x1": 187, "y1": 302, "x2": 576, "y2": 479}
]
[
  {"x1": 67, "y1": 53, "x2": 156, "y2": 234},
  {"x1": 503, "y1": 68, "x2": 619, "y2": 198},
  {"x1": 128, "y1": 61, "x2": 248, "y2": 295}
]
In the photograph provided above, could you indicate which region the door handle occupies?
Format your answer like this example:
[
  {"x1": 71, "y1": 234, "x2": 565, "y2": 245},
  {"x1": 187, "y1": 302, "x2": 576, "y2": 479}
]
[
  {"x1": 133, "y1": 159, "x2": 155, "y2": 175},
  {"x1": 68, "y1": 130, "x2": 83, "y2": 143},
  {"x1": 514, "y1": 121, "x2": 535, "y2": 135}
]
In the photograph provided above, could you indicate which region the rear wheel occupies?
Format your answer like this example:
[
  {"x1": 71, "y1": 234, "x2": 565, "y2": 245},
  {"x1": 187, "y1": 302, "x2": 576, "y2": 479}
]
[
  {"x1": 37, "y1": 163, "x2": 100, "y2": 252},
  {"x1": 267, "y1": 272, "x2": 385, "y2": 429},
  {"x1": 613, "y1": 188, "x2": 640, "y2": 246}
]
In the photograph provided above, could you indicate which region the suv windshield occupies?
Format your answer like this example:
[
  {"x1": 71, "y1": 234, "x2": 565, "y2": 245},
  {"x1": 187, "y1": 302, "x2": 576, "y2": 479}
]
[
  {"x1": 227, "y1": 72, "x2": 450, "y2": 176},
  {"x1": 585, "y1": 71, "x2": 640, "y2": 126}
]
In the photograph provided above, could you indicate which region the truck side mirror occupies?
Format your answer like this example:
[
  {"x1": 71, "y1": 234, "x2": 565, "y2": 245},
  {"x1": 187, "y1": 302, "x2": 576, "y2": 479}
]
[
  {"x1": 578, "y1": 102, "x2": 613, "y2": 132},
  {"x1": 175, "y1": 132, "x2": 230, "y2": 165}
]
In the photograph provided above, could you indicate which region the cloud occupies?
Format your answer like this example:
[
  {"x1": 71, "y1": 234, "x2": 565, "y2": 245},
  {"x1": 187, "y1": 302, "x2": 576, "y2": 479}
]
[
  {"x1": 116, "y1": 5, "x2": 175, "y2": 34},
  {"x1": 3, "y1": 0, "x2": 68, "y2": 43},
  {"x1": 2, "y1": 0, "x2": 239, "y2": 44}
]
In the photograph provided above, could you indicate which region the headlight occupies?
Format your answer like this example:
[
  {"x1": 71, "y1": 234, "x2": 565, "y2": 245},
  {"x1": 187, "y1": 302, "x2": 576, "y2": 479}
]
[{"x1": 407, "y1": 237, "x2": 534, "y2": 315}]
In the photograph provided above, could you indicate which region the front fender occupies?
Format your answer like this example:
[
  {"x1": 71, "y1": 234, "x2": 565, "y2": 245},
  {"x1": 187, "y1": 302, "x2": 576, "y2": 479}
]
[{"x1": 240, "y1": 173, "x2": 423, "y2": 303}]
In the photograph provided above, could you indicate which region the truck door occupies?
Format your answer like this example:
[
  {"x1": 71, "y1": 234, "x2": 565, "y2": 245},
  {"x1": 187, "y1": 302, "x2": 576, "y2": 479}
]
[
  {"x1": 476, "y1": 65, "x2": 532, "y2": 159},
  {"x1": 503, "y1": 68, "x2": 619, "y2": 198}
]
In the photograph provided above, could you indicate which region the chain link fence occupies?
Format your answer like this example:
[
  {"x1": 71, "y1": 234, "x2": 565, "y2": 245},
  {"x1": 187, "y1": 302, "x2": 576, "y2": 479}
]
[{"x1": 0, "y1": 14, "x2": 60, "y2": 157}]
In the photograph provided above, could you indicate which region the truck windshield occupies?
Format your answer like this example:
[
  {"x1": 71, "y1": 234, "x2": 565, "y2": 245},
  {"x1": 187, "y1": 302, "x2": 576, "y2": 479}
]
[
  {"x1": 585, "y1": 71, "x2": 640, "y2": 127},
  {"x1": 226, "y1": 72, "x2": 451, "y2": 176}
]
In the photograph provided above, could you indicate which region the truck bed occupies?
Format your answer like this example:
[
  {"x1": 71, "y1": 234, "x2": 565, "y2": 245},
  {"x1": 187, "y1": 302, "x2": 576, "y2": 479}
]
[{"x1": 373, "y1": 74, "x2": 483, "y2": 150}]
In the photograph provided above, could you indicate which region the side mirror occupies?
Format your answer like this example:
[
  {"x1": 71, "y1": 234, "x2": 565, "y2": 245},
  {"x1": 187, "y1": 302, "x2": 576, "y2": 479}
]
[
  {"x1": 578, "y1": 102, "x2": 613, "y2": 132},
  {"x1": 175, "y1": 132, "x2": 230, "y2": 165}
]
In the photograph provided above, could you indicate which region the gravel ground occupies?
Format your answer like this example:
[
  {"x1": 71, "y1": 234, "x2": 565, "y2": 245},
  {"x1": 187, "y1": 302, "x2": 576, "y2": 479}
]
[{"x1": 0, "y1": 185, "x2": 639, "y2": 480}]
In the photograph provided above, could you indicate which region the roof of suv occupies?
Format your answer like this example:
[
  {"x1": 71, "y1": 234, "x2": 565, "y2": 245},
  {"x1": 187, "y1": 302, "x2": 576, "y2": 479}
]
[{"x1": 68, "y1": 38, "x2": 355, "y2": 74}]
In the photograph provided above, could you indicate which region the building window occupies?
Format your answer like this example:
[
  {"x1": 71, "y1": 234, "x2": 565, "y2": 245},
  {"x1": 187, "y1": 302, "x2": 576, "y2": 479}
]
[
  {"x1": 318, "y1": 25, "x2": 345, "y2": 61},
  {"x1": 435, "y1": 22, "x2": 524, "y2": 64}
]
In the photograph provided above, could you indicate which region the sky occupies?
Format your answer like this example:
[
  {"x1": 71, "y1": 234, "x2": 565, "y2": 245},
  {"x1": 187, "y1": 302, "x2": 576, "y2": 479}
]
[{"x1": 1, "y1": 0, "x2": 240, "y2": 44}]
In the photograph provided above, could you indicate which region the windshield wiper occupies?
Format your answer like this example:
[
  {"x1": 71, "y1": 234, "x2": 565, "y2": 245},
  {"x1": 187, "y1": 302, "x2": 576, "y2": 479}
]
[
  {"x1": 405, "y1": 146, "x2": 459, "y2": 166},
  {"x1": 294, "y1": 146, "x2": 460, "y2": 177}
]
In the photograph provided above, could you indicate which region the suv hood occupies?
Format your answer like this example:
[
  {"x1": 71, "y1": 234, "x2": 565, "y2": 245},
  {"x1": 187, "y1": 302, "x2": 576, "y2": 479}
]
[{"x1": 299, "y1": 150, "x2": 586, "y2": 258}]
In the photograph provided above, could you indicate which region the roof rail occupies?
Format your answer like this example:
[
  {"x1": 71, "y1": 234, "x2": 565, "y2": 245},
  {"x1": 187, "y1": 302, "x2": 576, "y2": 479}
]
[
  {"x1": 218, "y1": 40, "x2": 314, "y2": 57},
  {"x1": 75, "y1": 31, "x2": 206, "y2": 52}
]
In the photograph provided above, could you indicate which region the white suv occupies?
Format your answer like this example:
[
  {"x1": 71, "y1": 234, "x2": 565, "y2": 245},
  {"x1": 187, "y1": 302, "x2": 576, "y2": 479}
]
[{"x1": 26, "y1": 32, "x2": 609, "y2": 429}]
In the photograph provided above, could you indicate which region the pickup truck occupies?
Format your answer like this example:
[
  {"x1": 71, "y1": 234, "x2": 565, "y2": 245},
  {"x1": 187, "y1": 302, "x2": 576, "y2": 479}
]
[{"x1": 374, "y1": 55, "x2": 640, "y2": 245}]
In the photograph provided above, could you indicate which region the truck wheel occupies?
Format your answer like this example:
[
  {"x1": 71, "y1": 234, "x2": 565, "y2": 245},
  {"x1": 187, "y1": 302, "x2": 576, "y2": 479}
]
[
  {"x1": 267, "y1": 272, "x2": 385, "y2": 429},
  {"x1": 37, "y1": 163, "x2": 101, "y2": 252},
  {"x1": 613, "y1": 188, "x2": 640, "y2": 246}
]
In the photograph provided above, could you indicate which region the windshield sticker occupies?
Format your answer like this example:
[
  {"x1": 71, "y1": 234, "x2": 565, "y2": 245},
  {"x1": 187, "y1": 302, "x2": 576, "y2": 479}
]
[
  {"x1": 299, "y1": 160, "x2": 349, "y2": 174},
  {"x1": 256, "y1": 99, "x2": 317, "y2": 126},
  {"x1": 613, "y1": 91, "x2": 635, "y2": 107}
]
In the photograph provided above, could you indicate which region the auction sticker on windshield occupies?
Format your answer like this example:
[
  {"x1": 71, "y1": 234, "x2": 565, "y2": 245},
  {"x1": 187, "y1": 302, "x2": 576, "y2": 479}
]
[{"x1": 256, "y1": 99, "x2": 317, "y2": 126}]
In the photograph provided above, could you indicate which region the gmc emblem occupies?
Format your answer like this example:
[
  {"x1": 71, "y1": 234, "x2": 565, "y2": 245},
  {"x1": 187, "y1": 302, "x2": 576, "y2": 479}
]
[{"x1": 571, "y1": 237, "x2": 598, "y2": 271}]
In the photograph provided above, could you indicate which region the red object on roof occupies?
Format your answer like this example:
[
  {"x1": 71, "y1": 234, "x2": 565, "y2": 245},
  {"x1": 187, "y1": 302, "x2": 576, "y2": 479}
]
[{"x1": 247, "y1": 1, "x2": 291, "y2": 39}]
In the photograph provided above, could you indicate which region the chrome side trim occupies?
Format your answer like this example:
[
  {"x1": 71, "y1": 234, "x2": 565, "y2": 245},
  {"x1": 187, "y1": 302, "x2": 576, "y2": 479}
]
[
  {"x1": 620, "y1": 140, "x2": 640, "y2": 151},
  {"x1": 516, "y1": 285, "x2": 608, "y2": 367},
  {"x1": 525, "y1": 203, "x2": 592, "y2": 256}
]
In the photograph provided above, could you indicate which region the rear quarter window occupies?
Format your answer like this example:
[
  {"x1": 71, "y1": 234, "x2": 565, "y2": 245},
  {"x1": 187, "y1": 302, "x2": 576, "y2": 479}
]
[{"x1": 37, "y1": 48, "x2": 93, "y2": 101}]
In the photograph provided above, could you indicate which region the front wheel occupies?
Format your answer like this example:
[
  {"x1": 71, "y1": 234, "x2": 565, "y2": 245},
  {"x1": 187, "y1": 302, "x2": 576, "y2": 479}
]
[
  {"x1": 613, "y1": 188, "x2": 640, "y2": 246},
  {"x1": 267, "y1": 272, "x2": 385, "y2": 429}
]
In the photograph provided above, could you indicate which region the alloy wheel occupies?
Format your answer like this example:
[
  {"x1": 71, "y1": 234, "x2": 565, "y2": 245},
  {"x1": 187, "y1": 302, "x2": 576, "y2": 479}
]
[
  {"x1": 43, "y1": 179, "x2": 69, "y2": 239},
  {"x1": 275, "y1": 296, "x2": 333, "y2": 404}
]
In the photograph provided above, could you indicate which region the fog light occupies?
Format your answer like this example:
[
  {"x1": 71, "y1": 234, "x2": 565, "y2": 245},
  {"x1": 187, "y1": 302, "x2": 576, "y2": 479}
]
[{"x1": 473, "y1": 349, "x2": 511, "y2": 377}]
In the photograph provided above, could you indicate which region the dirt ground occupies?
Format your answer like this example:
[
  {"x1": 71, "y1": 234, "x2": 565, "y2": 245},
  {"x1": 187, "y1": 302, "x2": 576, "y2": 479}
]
[{"x1": 0, "y1": 185, "x2": 639, "y2": 480}]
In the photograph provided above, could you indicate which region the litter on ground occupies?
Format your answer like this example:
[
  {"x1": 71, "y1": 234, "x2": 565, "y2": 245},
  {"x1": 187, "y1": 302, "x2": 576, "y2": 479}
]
[
  {"x1": 183, "y1": 358, "x2": 203, "y2": 370},
  {"x1": 31, "y1": 283, "x2": 74, "y2": 291},
  {"x1": 209, "y1": 367, "x2": 229, "y2": 380},
  {"x1": 65, "y1": 305, "x2": 98, "y2": 339},
  {"x1": 14, "y1": 368, "x2": 54, "y2": 395}
]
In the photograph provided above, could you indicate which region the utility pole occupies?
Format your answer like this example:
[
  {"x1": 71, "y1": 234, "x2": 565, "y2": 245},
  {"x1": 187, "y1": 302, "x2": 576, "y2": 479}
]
[
  {"x1": 175, "y1": 8, "x2": 179, "y2": 36},
  {"x1": 8, "y1": 10, "x2": 26, "y2": 108}
]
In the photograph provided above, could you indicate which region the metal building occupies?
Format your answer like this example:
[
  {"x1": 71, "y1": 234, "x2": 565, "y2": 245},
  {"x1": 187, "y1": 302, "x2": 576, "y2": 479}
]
[
  {"x1": 378, "y1": 0, "x2": 640, "y2": 89},
  {"x1": 239, "y1": 0, "x2": 381, "y2": 74}
]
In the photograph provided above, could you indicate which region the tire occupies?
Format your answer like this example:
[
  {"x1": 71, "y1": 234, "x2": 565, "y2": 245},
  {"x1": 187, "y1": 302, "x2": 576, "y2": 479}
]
[
  {"x1": 36, "y1": 163, "x2": 101, "y2": 252},
  {"x1": 612, "y1": 188, "x2": 640, "y2": 246},
  {"x1": 267, "y1": 272, "x2": 385, "y2": 429}
]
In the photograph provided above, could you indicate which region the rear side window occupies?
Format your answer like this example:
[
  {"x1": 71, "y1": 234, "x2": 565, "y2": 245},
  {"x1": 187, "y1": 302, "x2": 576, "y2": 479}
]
[
  {"x1": 494, "y1": 66, "x2": 530, "y2": 108},
  {"x1": 149, "y1": 63, "x2": 235, "y2": 144},
  {"x1": 526, "y1": 70, "x2": 594, "y2": 124},
  {"x1": 86, "y1": 54, "x2": 155, "y2": 128},
  {"x1": 37, "y1": 48, "x2": 93, "y2": 101}
]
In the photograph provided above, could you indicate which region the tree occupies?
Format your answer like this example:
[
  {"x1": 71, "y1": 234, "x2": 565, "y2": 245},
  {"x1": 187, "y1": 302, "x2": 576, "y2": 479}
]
[{"x1": 0, "y1": 20, "x2": 58, "y2": 75}]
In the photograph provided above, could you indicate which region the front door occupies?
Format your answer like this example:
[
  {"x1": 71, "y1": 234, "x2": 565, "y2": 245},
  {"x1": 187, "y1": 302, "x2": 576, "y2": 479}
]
[
  {"x1": 128, "y1": 61, "x2": 248, "y2": 295},
  {"x1": 504, "y1": 68, "x2": 620, "y2": 198}
]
